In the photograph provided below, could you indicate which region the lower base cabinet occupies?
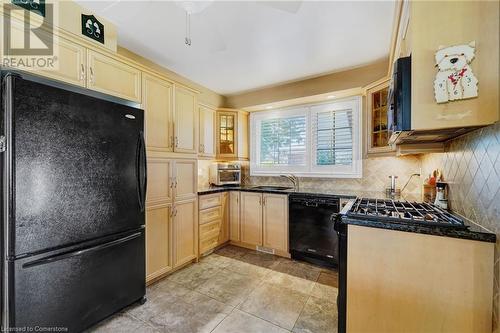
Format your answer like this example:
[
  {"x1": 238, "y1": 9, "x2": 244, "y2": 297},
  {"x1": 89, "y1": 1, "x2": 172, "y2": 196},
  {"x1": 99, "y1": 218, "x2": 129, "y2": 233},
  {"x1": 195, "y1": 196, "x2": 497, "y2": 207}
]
[
  {"x1": 236, "y1": 192, "x2": 289, "y2": 255},
  {"x1": 219, "y1": 192, "x2": 230, "y2": 244},
  {"x1": 263, "y1": 194, "x2": 288, "y2": 252},
  {"x1": 198, "y1": 192, "x2": 229, "y2": 256},
  {"x1": 173, "y1": 199, "x2": 198, "y2": 268},
  {"x1": 229, "y1": 191, "x2": 241, "y2": 242},
  {"x1": 346, "y1": 224, "x2": 494, "y2": 332},
  {"x1": 240, "y1": 192, "x2": 263, "y2": 246},
  {"x1": 145, "y1": 204, "x2": 172, "y2": 282}
]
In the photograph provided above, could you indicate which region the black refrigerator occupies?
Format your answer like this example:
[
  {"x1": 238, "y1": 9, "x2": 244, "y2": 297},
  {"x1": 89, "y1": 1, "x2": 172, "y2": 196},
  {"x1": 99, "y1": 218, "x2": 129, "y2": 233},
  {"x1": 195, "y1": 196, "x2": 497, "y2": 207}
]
[{"x1": 0, "y1": 71, "x2": 147, "y2": 332}]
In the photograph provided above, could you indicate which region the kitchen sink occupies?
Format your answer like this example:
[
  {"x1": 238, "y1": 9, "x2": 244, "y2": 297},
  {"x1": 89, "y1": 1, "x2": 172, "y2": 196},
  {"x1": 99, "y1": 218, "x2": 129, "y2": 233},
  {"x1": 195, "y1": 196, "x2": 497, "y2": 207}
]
[{"x1": 251, "y1": 185, "x2": 293, "y2": 191}]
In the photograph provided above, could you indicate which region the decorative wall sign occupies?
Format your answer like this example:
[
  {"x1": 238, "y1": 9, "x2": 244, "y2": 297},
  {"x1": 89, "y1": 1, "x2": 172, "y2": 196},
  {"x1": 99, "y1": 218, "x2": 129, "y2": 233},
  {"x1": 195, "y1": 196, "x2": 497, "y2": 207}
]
[
  {"x1": 11, "y1": 0, "x2": 46, "y2": 17},
  {"x1": 81, "y1": 14, "x2": 104, "y2": 44},
  {"x1": 434, "y1": 41, "x2": 478, "y2": 103}
]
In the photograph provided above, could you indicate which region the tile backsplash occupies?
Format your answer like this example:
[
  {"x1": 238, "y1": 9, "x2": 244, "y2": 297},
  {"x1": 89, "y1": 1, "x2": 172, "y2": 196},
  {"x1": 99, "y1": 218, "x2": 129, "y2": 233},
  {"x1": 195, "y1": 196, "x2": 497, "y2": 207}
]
[
  {"x1": 198, "y1": 155, "x2": 423, "y2": 195},
  {"x1": 245, "y1": 155, "x2": 423, "y2": 194},
  {"x1": 421, "y1": 122, "x2": 500, "y2": 331}
]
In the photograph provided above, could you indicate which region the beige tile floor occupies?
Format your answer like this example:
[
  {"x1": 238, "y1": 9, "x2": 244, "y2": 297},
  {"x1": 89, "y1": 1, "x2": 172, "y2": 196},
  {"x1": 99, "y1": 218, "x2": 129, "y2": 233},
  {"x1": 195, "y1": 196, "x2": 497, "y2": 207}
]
[{"x1": 89, "y1": 245, "x2": 339, "y2": 333}]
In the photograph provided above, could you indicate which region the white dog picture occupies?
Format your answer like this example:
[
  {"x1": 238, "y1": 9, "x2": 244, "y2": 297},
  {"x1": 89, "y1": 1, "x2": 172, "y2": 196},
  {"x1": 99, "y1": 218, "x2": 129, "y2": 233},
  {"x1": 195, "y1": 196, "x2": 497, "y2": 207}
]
[{"x1": 434, "y1": 41, "x2": 478, "y2": 103}]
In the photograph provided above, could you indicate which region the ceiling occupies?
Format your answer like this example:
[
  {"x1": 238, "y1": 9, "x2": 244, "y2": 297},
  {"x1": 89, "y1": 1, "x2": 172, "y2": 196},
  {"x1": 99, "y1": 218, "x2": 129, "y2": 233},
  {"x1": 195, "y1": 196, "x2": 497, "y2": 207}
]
[{"x1": 76, "y1": 1, "x2": 396, "y2": 95}]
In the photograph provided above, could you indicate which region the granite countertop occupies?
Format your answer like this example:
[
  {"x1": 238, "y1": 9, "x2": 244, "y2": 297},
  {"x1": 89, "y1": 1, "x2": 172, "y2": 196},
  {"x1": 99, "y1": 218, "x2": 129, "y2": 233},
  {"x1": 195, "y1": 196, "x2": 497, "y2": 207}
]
[
  {"x1": 340, "y1": 214, "x2": 496, "y2": 243},
  {"x1": 198, "y1": 185, "x2": 421, "y2": 201},
  {"x1": 198, "y1": 185, "x2": 496, "y2": 243}
]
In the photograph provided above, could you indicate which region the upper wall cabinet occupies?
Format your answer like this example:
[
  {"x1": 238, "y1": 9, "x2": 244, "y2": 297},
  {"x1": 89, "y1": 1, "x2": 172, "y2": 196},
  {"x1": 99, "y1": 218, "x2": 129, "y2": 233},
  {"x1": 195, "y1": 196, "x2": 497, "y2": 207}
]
[
  {"x1": 45, "y1": 37, "x2": 87, "y2": 88},
  {"x1": 199, "y1": 105, "x2": 216, "y2": 158},
  {"x1": 216, "y1": 109, "x2": 249, "y2": 160},
  {"x1": 217, "y1": 111, "x2": 236, "y2": 158},
  {"x1": 4, "y1": 15, "x2": 142, "y2": 103},
  {"x1": 87, "y1": 50, "x2": 142, "y2": 103},
  {"x1": 391, "y1": 1, "x2": 498, "y2": 131},
  {"x1": 143, "y1": 74, "x2": 174, "y2": 152},
  {"x1": 5, "y1": 18, "x2": 87, "y2": 88},
  {"x1": 366, "y1": 79, "x2": 395, "y2": 155},
  {"x1": 174, "y1": 86, "x2": 198, "y2": 154}
]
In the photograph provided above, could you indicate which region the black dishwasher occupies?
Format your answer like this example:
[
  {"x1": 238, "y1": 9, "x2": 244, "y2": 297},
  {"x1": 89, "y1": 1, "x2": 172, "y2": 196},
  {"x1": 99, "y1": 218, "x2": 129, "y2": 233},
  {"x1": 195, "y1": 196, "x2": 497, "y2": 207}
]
[{"x1": 289, "y1": 194, "x2": 340, "y2": 268}]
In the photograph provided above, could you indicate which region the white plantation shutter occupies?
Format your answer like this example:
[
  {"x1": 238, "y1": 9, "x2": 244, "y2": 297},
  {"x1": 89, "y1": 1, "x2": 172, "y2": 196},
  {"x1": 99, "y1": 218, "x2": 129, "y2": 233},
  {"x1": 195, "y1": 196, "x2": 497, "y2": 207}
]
[
  {"x1": 314, "y1": 109, "x2": 353, "y2": 166},
  {"x1": 311, "y1": 99, "x2": 361, "y2": 176},
  {"x1": 250, "y1": 97, "x2": 361, "y2": 178}
]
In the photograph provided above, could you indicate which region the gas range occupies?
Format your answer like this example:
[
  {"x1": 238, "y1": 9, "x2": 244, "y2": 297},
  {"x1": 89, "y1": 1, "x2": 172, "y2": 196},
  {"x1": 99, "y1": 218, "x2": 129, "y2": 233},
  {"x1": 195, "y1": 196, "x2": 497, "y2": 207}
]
[{"x1": 344, "y1": 198, "x2": 468, "y2": 229}]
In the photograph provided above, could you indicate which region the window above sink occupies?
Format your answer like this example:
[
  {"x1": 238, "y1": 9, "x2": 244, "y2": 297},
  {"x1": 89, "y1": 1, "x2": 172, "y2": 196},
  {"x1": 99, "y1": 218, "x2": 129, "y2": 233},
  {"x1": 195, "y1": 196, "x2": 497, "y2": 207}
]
[{"x1": 250, "y1": 97, "x2": 362, "y2": 178}]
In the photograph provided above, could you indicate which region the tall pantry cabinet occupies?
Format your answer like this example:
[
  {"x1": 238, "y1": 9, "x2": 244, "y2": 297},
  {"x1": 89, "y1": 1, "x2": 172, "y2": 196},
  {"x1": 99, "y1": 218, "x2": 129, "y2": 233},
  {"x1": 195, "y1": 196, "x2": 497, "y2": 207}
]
[{"x1": 143, "y1": 73, "x2": 199, "y2": 284}]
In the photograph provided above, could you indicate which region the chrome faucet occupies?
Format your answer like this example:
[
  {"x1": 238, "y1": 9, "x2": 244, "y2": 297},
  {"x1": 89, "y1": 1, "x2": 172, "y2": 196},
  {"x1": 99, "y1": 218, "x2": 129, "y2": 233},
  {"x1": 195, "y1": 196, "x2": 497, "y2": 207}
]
[{"x1": 280, "y1": 174, "x2": 299, "y2": 192}]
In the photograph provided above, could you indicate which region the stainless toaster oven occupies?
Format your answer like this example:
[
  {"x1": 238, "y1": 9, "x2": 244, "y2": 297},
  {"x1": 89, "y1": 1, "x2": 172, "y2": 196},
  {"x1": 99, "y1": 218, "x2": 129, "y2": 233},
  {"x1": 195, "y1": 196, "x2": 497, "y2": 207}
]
[{"x1": 209, "y1": 163, "x2": 241, "y2": 186}]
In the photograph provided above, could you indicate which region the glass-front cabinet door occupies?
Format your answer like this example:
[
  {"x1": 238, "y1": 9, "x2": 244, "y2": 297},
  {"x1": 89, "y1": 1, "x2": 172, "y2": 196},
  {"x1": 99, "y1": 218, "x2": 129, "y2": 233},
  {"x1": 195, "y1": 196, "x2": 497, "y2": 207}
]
[
  {"x1": 366, "y1": 79, "x2": 395, "y2": 155},
  {"x1": 217, "y1": 111, "x2": 238, "y2": 158}
]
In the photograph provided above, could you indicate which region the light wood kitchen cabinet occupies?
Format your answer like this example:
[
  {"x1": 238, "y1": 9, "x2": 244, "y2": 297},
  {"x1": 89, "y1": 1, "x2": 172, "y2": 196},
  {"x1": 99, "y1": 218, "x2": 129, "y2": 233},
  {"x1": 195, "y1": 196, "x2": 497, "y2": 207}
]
[
  {"x1": 198, "y1": 192, "x2": 229, "y2": 256},
  {"x1": 347, "y1": 224, "x2": 494, "y2": 333},
  {"x1": 387, "y1": 1, "x2": 498, "y2": 136},
  {"x1": 217, "y1": 111, "x2": 237, "y2": 158},
  {"x1": 146, "y1": 157, "x2": 172, "y2": 205},
  {"x1": 366, "y1": 79, "x2": 395, "y2": 156},
  {"x1": 236, "y1": 111, "x2": 249, "y2": 159},
  {"x1": 173, "y1": 199, "x2": 198, "y2": 268},
  {"x1": 5, "y1": 17, "x2": 141, "y2": 102},
  {"x1": 240, "y1": 192, "x2": 263, "y2": 246},
  {"x1": 45, "y1": 37, "x2": 87, "y2": 88},
  {"x1": 173, "y1": 159, "x2": 197, "y2": 202},
  {"x1": 262, "y1": 194, "x2": 288, "y2": 252},
  {"x1": 174, "y1": 86, "x2": 198, "y2": 153},
  {"x1": 5, "y1": 18, "x2": 87, "y2": 87},
  {"x1": 199, "y1": 105, "x2": 216, "y2": 158},
  {"x1": 199, "y1": 219, "x2": 221, "y2": 254},
  {"x1": 216, "y1": 109, "x2": 249, "y2": 160},
  {"x1": 146, "y1": 158, "x2": 197, "y2": 282},
  {"x1": 87, "y1": 50, "x2": 142, "y2": 102},
  {"x1": 229, "y1": 191, "x2": 241, "y2": 242},
  {"x1": 219, "y1": 192, "x2": 229, "y2": 245},
  {"x1": 234, "y1": 192, "x2": 288, "y2": 255},
  {"x1": 146, "y1": 204, "x2": 172, "y2": 282},
  {"x1": 143, "y1": 74, "x2": 173, "y2": 152}
]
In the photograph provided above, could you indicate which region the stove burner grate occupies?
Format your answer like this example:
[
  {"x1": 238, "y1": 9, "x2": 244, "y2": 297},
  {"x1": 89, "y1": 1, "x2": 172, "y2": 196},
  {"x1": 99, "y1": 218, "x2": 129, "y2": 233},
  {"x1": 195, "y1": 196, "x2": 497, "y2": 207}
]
[{"x1": 346, "y1": 198, "x2": 467, "y2": 229}]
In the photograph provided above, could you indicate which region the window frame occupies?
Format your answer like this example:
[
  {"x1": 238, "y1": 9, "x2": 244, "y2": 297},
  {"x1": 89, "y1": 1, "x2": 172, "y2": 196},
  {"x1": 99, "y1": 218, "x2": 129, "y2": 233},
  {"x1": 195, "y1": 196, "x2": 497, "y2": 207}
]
[{"x1": 250, "y1": 96, "x2": 362, "y2": 178}]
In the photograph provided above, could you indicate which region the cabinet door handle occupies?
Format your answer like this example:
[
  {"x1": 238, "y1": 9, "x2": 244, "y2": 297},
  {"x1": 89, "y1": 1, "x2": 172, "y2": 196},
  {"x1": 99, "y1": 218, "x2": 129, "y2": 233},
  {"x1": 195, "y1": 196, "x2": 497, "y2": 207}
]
[
  {"x1": 175, "y1": 137, "x2": 179, "y2": 148},
  {"x1": 89, "y1": 66, "x2": 94, "y2": 84},
  {"x1": 170, "y1": 136, "x2": 174, "y2": 149},
  {"x1": 263, "y1": 197, "x2": 266, "y2": 206},
  {"x1": 80, "y1": 64, "x2": 85, "y2": 81}
]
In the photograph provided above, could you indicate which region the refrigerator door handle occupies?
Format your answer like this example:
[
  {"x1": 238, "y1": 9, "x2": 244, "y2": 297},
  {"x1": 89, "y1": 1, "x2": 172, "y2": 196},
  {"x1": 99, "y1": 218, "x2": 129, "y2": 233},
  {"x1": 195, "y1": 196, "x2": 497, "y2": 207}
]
[
  {"x1": 136, "y1": 131, "x2": 147, "y2": 212},
  {"x1": 22, "y1": 232, "x2": 143, "y2": 269}
]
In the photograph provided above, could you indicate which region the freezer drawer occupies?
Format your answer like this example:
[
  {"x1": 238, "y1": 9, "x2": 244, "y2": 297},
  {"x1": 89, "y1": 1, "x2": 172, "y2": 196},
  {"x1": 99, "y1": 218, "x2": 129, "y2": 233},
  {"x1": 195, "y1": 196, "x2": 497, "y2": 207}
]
[{"x1": 8, "y1": 230, "x2": 145, "y2": 332}]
